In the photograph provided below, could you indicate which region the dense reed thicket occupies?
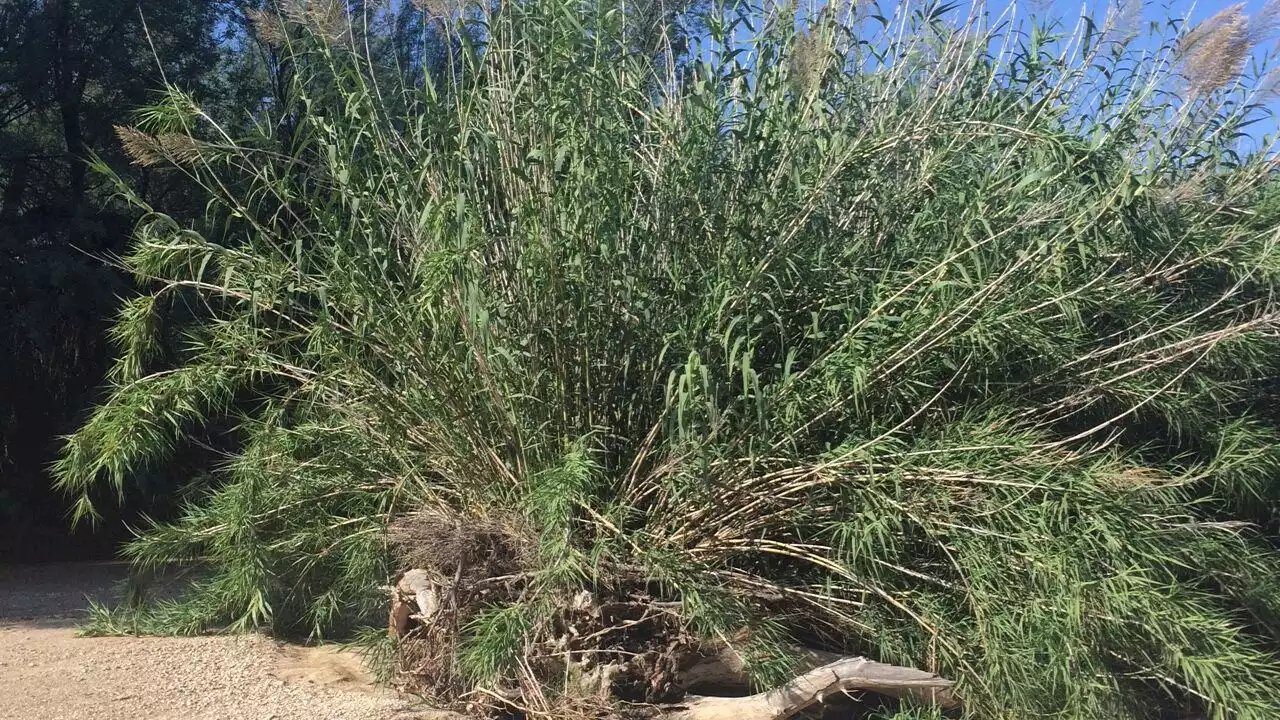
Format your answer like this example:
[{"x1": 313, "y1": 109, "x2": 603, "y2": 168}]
[{"x1": 57, "y1": 0, "x2": 1280, "y2": 717}]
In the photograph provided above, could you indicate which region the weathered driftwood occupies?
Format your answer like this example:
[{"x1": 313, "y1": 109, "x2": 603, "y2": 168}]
[
  {"x1": 664, "y1": 655, "x2": 957, "y2": 720},
  {"x1": 389, "y1": 569, "x2": 442, "y2": 639}
]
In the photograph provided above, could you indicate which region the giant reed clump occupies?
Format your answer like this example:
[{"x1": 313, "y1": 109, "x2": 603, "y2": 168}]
[{"x1": 59, "y1": 0, "x2": 1280, "y2": 717}]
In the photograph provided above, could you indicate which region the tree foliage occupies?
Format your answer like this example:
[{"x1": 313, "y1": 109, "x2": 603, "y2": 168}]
[{"x1": 0, "y1": 0, "x2": 246, "y2": 557}]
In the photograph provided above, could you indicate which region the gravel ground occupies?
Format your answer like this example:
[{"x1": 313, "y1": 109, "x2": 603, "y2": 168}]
[{"x1": 0, "y1": 563, "x2": 446, "y2": 720}]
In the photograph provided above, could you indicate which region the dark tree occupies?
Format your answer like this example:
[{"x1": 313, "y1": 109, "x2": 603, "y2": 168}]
[{"x1": 0, "y1": 0, "x2": 236, "y2": 560}]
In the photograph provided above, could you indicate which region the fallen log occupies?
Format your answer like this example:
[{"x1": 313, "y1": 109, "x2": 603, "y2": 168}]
[{"x1": 664, "y1": 656, "x2": 958, "y2": 720}]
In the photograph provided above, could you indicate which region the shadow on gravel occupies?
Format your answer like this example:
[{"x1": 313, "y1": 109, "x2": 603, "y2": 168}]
[
  {"x1": 0, "y1": 560, "x2": 202, "y2": 626},
  {"x1": 0, "y1": 561, "x2": 130, "y2": 623}
]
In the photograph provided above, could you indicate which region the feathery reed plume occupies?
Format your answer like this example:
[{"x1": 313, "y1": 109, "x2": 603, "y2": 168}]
[
  {"x1": 1101, "y1": 0, "x2": 1143, "y2": 46},
  {"x1": 282, "y1": 0, "x2": 348, "y2": 45},
  {"x1": 116, "y1": 126, "x2": 207, "y2": 167},
  {"x1": 1258, "y1": 65, "x2": 1280, "y2": 101},
  {"x1": 1175, "y1": 4, "x2": 1250, "y2": 98},
  {"x1": 115, "y1": 125, "x2": 165, "y2": 167},
  {"x1": 412, "y1": 0, "x2": 459, "y2": 20},
  {"x1": 1247, "y1": 0, "x2": 1280, "y2": 44},
  {"x1": 157, "y1": 134, "x2": 206, "y2": 166},
  {"x1": 790, "y1": 27, "x2": 827, "y2": 98},
  {"x1": 245, "y1": 7, "x2": 287, "y2": 47}
]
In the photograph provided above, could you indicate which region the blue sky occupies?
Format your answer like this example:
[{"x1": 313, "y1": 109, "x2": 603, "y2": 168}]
[
  {"x1": 740, "y1": 0, "x2": 1280, "y2": 151},
  {"x1": 375, "y1": 0, "x2": 1280, "y2": 150},
  {"x1": 982, "y1": 0, "x2": 1280, "y2": 148}
]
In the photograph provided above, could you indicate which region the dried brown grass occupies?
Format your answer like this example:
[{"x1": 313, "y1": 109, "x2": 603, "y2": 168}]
[
  {"x1": 387, "y1": 510, "x2": 536, "y2": 703},
  {"x1": 388, "y1": 508, "x2": 536, "y2": 582}
]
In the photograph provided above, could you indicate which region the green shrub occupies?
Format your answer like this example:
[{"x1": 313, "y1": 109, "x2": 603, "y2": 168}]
[{"x1": 59, "y1": 0, "x2": 1280, "y2": 716}]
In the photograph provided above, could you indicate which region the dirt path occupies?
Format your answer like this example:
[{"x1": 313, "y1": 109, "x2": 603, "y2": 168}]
[{"x1": 0, "y1": 563, "x2": 439, "y2": 720}]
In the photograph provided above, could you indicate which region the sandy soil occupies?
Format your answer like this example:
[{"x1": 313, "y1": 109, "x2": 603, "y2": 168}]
[{"x1": 0, "y1": 563, "x2": 444, "y2": 720}]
